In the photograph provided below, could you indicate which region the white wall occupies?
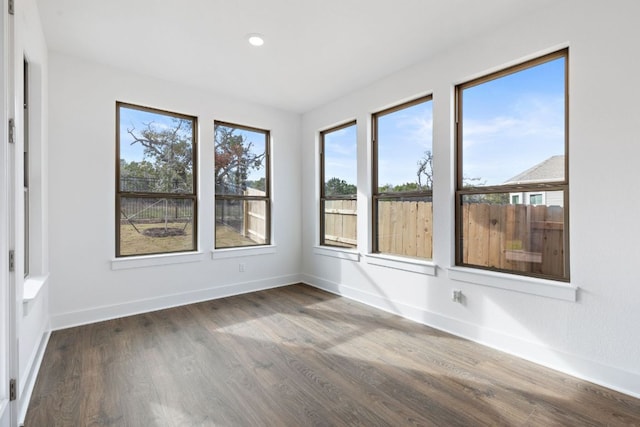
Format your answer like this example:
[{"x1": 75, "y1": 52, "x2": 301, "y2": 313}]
[
  {"x1": 301, "y1": 0, "x2": 640, "y2": 398},
  {"x1": 0, "y1": 1, "x2": 11, "y2": 424},
  {"x1": 35, "y1": 0, "x2": 640, "y2": 406},
  {"x1": 47, "y1": 52, "x2": 302, "y2": 328},
  {"x1": 13, "y1": 0, "x2": 50, "y2": 421}
]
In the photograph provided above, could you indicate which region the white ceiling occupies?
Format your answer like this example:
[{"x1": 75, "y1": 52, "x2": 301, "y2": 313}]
[{"x1": 36, "y1": 0, "x2": 555, "y2": 113}]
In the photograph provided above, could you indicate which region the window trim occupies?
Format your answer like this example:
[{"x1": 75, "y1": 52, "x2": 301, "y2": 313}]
[
  {"x1": 319, "y1": 120, "x2": 358, "y2": 248},
  {"x1": 115, "y1": 102, "x2": 198, "y2": 258},
  {"x1": 448, "y1": 266, "x2": 577, "y2": 301},
  {"x1": 214, "y1": 120, "x2": 271, "y2": 249},
  {"x1": 23, "y1": 58, "x2": 30, "y2": 277},
  {"x1": 371, "y1": 94, "x2": 434, "y2": 259},
  {"x1": 454, "y1": 48, "x2": 569, "y2": 282}
]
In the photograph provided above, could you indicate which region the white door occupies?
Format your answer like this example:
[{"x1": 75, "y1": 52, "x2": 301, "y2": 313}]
[{"x1": 1, "y1": 0, "x2": 16, "y2": 425}]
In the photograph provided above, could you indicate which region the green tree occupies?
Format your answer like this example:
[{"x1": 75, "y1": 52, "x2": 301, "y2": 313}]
[
  {"x1": 215, "y1": 126, "x2": 266, "y2": 194},
  {"x1": 247, "y1": 177, "x2": 266, "y2": 192},
  {"x1": 393, "y1": 182, "x2": 421, "y2": 192},
  {"x1": 417, "y1": 150, "x2": 433, "y2": 190},
  {"x1": 465, "y1": 193, "x2": 509, "y2": 204},
  {"x1": 378, "y1": 182, "x2": 422, "y2": 193},
  {"x1": 376, "y1": 150, "x2": 433, "y2": 193},
  {"x1": 126, "y1": 118, "x2": 193, "y2": 193},
  {"x1": 119, "y1": 159, "x2": 158, "y2": 191},
  {"x1": 325, "y1": 177, "x2": 356, "y2": 196}
]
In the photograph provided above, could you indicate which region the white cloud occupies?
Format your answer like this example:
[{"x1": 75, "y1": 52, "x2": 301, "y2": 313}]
[{"x1": 461, "y1": 94, "x2": 565, "y2": 184}]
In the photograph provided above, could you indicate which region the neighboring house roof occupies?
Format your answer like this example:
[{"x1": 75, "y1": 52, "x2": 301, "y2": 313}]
[{"x1": 504, "y1": 155, "x2": 564, "y2": 184}]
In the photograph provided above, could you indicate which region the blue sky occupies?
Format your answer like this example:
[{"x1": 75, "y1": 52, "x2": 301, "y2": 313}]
[
  {"x1": 215, "y1": 125, "x2": 267, "y2": 183},
  {"x1": 119, "y1": 106, "x2": 193, "y2": 163},
  {"x1": 462, "y1": 56, "x2": 565, "y2": 185},
  {"x1": 322, "y1": 55, "x2": 565, "y2": 188},
  {"x1": 121, "y1": 55, "x2": 564, "y2": 189},
  {"x1": 120, "y1": 107, "x2": 267, "y2": 182},
  {"x1": 235, "y1": 128, "x2": 266, "y2": 182},
  {"x1": 322, "y1": 100, "x2": 433, "y2": 189},
  {"x1": 323, "y1": 124, "x2": 358, "y2": 185},
  {"x1": 377, "y1": 100, "x2": 433, "y2": 187}
]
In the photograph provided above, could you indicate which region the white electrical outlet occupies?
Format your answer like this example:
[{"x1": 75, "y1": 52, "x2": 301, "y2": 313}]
[
  {"x1": 239, "y1": 263, "x2": 245, "y2": 272},
  {"x1": 452, "y1": 290, "x2": 463, "y2": 303}
]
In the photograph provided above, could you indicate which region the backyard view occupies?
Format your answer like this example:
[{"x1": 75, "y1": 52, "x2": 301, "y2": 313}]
[
  {"x1": 456, "y1": 50, "x2": 567, "y2": 279},
  {"x1": 321, "y1": 122, "x2": 358, "y2": 247},
  {"x1": 214, "y1": 122, "x2": 269, "y2": 248},
  {"x1": 321, "y1": 100, "x2": 435, "y2": 257},
  {"x1": 372, "y1": 97, "x2": 434, "y2": 258},
  {"x1": 323, "y1": 52, "x2": 567, "y2": 278},
  {"x1": 115, "y1": 53, "x2": 565, "y2": 274},
  {"x1": 117, "y1": 103, "x2": 197, "y2": 256}
]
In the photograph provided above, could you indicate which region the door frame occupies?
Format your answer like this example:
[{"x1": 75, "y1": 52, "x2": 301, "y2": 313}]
[{"x1": 1, "y1": 0, "x2": 18, "y2": 424}]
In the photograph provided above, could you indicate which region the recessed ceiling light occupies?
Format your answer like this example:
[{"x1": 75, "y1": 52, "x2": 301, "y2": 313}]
[{"x1": 247, "y1": 33, "x2": 265, "y2": 47}]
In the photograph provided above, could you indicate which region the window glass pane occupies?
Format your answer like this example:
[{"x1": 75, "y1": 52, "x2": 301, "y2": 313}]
[
  {"x1": 529, "y1": 194, "x2": 543, "y2": 205},
  {"x1": 119, "y1": 106, "x2": 194, "y2": 193},
  {"x1": 376, "y1": 196, "x2": 432, "y2": 259},
  {"x1": 119, "y1": 197, "x2": 195, "y2": 256},
  {"x1": 215, "y1": 124, "x2": 267, "y2": 196},
  {"x1": 460, "y1": 192, "x2": 565, "y2": 277},
  {"x1": 461, "y1": 56, "x2": 565, "y2": 187},
  {"x1": 323, "y1": 124, "x2": 357, "y2": 197},
  {"x1": 323, "y1": 199, "x2": 357, "y2": 248},
  {"x1": 215, "y1": 199, "x2": 268, "y2": 248},
  {"x1": 377, "y1": 100, "x2": 432, "y2": 193}
]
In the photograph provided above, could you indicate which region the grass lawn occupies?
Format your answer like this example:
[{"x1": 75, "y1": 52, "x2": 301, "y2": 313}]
[
  {"x1": 119, "y1": 221, "x2": 262, "y2": 255},
  {"x1": 119, "y1": 222, "x2": 194, "y2": 256},
  {"x1": 215, "y1": 222, "x2": 262, "y2": 248}
]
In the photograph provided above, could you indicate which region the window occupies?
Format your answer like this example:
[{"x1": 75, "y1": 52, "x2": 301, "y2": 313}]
[
  {"x1": 529, "y1": 194, "x2": 543, "y2": 205},
  {"x1": 116, "y1": 103, "x2": 197, "y2": 257},
  {"x1": 320, "y1": 121, "x2": 357, "y2": 248},
  {"x1": 372, "y1": 96, "x2": 433, "y2": 259},
  {"x1": 214, "y1": 121, "x2": 270, "y2": 249},
  {"x1": 455, "y1": 49, "x2": 568, "y2": 281},
  {"x1": 511, "y1": 194, "x2": 520, "y2": 205},
  {"x1": 23, "y1": 59, "x2": 30, "y2": 276}
]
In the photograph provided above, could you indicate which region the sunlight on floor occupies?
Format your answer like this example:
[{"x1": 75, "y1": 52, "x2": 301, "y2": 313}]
[
  {"x1": 213, "y1": 297, "x2": 571, "y2": 407},
  {"x1": 150, "y1": 402, "x2": 198, "y2": 426}
]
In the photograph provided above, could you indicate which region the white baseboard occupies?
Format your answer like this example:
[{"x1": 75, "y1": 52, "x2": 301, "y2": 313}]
[
  {"x1": 301, "y1": 273, "x2": 640, "y2": 400},
  {"x1": 18, "y1": 329, "x2": 51, "y2": 425},
  {"x1": 51, "y1": 274, "x2": 302, "y2": 330}
]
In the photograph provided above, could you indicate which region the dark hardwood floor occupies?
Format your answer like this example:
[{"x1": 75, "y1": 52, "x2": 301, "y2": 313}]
[{"x1": 26, "y1": 284, "x2": 640, "y2": 426}]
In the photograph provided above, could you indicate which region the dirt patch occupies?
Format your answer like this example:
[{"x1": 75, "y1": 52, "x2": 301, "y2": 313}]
[{"x1": 142, "y1": 227, "x2": 186, "y2": 237}]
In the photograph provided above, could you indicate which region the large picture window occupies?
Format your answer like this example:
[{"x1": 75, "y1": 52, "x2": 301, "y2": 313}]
[
  {"x1": 372, "y1": 96, "x2": 433, "y2": 259},
  {"x1": 116, "y1": 102, "x2": 197, "y2": 257},
  {"x1": 455, "y1": 49, "x2": 569, "y2": 281},
  {"x1": 214, "y1": 121, "x2": 270, "y2": 248},
  {"x1": 320, "y1": 121, "x2": 357, "y2": 248}
]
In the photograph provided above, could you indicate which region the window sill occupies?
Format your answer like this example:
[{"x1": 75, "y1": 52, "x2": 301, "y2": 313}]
[
  {"x1": 447, "y1": 267, "x2": 577, "y2": 301},
  {"x1": 24, "y1": 274, "x2": 49, "y2": 315},
  {"x1": 211, "y1": 245, "x2": 276, "y2": 259},
  {"x1": 365, "y1": 254, "x2": 436, "y2": 275},
  {"x1": 313, "y1": 246, "x2": 360, "y2": 261},
  {"x1": 111, "y1": 252, "x2": 205, "y2": 270}
]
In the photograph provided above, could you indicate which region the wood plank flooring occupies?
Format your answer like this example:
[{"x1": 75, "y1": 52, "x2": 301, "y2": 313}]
[{"x1": 25, "y1": 284, "x2": 640, "y2": 426}]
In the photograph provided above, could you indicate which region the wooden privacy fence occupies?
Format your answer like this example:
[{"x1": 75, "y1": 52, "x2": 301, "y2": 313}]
[
  {"x1": 377, "y1": 200, "x2": 433, "y2": 258},
  {"x1": 324, "y1": 200, "x2": 358, "y2": 248},
  {"x1": 324, "y1": 199, "x2": 433, "y2": 258},
  {"x1": 242, "y1": 187, "x2": 267, "y2": 243},
  {"x1": 325, "y1": 201, "x2": 564, "y2": 276},
  {"x1": 461, "y1": 203, "x2": 564, "y2": 277}
]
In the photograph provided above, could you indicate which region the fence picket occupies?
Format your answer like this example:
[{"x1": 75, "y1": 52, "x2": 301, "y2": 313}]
[
  {"x1": 246, "y1": 196, "x2": 563, "y2": 274},
  {"x1": 404, "y1": 202, "x2": 417, "y2": 257},
  {"x1": 488, "y1": 204, "x2": 503, "y2": 269}
]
